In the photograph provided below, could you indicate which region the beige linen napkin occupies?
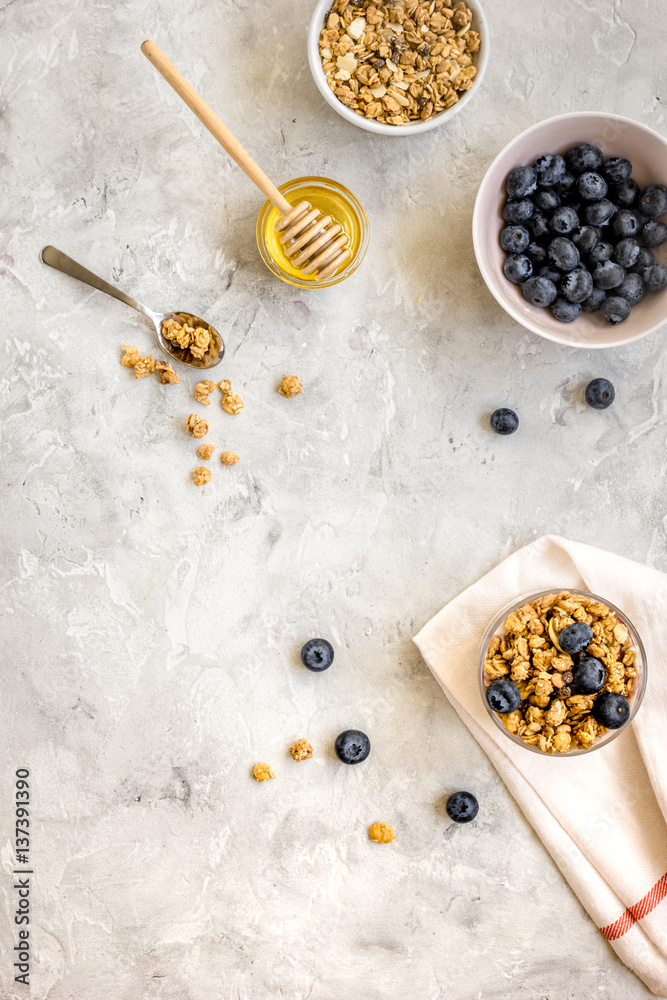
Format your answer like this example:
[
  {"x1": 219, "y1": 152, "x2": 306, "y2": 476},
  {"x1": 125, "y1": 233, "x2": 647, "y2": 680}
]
[{"x1": 414, "y1": 535, "x2": 667, "y2": 997}]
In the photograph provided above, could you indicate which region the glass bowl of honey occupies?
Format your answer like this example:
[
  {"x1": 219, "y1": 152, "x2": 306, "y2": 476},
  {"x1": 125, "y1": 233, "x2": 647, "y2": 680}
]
[{"x1": 256, "y1": 176, "x2": 369, "y2": 288}]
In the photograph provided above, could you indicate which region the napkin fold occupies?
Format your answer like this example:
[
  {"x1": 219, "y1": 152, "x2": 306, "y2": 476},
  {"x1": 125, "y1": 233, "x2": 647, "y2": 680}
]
[{"x1": 414, "y1": 535, "x2": 667, "y2": 997}]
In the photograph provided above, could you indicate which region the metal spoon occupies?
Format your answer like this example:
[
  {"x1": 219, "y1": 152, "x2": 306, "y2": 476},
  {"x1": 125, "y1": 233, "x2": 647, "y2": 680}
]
[{"x1": 40, "y1": 245, "x2": 224, "y2": 370}]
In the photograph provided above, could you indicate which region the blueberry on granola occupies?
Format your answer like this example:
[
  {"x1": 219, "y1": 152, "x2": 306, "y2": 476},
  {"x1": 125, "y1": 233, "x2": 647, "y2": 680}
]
[
  {"x1": 572, "y1": 656, "x2": 606, "y2": 694},
  {"x1": 585, "y1": 378, "x2": 615, "y2": 409},
  {"x1": 335, "y1": 729, "x2": 370, "y2": 764},
  {"x1": 593, "y1": 692, "x2": 630, "y2": 730},
  {"x1": 446, "y1": 791, "x2": 479, "y2": 824},
  {"x1": 486, "y1": 677, "x2": 522, "y2": 714},
  {"x1": 301, "y1": 638, "x2": 334, "y2": 671},
  {"x1": 490, "y1": 408, "x2": 519, "y2": 435},
  {"x1": 558, "y1": 622, "x2": 593, "y2": 654}
]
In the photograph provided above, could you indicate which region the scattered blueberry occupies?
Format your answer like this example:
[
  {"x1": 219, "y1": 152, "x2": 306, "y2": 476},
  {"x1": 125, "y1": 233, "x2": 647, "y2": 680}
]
[
  {"x1": 446, "y1": 791, "x2": 479, "y2": 824},
  {"x1": 525, "y1": 242, "x2": 548, "y2": 265},
  {"x1": 539, "y1": 265, "x2": 564, "y2": 285},
  {"x1": 573, "y1": 656, "x2": 606, "y2": 694},
  {"x1": 522, "y1": 275, "x2": 558, "y2": 307},
  {"x1": 551, "y1": 297, "x2": 582, "y2": 323},
  {"x1": 562, "y1": 267, "x2": 594, "y2": 303},
  {"x1": 630, "y1": 246, "x2": 654, "y2": 274},
  {"x1": 301, "y1": 638, "x2": 335, "y2": 671},
  {"x1": 500, "y1": 225, "x2": 531, "y2": 253},
  {"x1": 490, "y1": 408, "x2": 519, "y2": 435},
  {"x1": 601, "y1": 157, "x2": 632, "y2": 184},
  {"x1": 566, "y1": 143, "x2": 603, "y2": 175},
  {"x1": 611, "y1": 178, "x2": 639, "y2": 208},
  {"x1": 334, "y1": 729, "x2": 370, "y2": 764},
  {"x1": 612, "y1": 209, "x2": 642, "y2": 238},
  {"x1": 526, "y1": 212, "x2": 550, "y2": 241},
  {"x1": 486, "y1": 677, "x2": 522, "y2": 714},
  {"x1": 577, "y1": 171, "x2": 608, "y2": 201},
  {"x1": 612, "y1": 238, "x2": 640, "y2": 269},
  {"x1": 504, "y1": 254, "x2": 533, "y2": 284},
  {"x1": 558, "y1": 622, "x2": 593, "y2": 654},
  {"x1": 617, "y1": 273, "x2": 645, "y2": 305},
  {"x1": 593, "y1": 692, "x2": 630, "y2": 730},
  {"x1": 549, "y1": 237, "x2": 580, "y2": 271},
  {"x1": 502, "y1": 198, "x2": 535, "y2": 224},
  {"x1": 593, "y1": 260, "x2": 625, "y2": 290},
  {"x1": 581, "y1": 287, "x2": 606, "y2": 312},
  {"x1": 585, "y1": 377, "x2": 615, "y2": 409},
  {"x1": 506, "y1": 165, "x2": 538, "y2": 200},
  {"x1": 586, "y1": 241, "x2": 614, "y2": 266},
  {"x1": 550, "y1": 206, "x2": 579, "y2": 235},
  {"x1": 535, "y1": 153, "x2": 566, "y2": 187},
  {"x1": 572, "y1": 225, "x2": 601, "y2": 254},
  {"x1": 644, "y1": 262, "x2": 667, "y2": 292},
  {"x1": 638, "y1": 184, "x2": 667, "y2": 219},
  {"x1": 584, "y1": 199, "x2": 616, "y2": 227},
  {"x1": 642, "y1": 220, "x2": 667, "y2": 247},
  {"x1": 600, "y1": 295, "x2": 631, "y2": 324},
  {"x1": 535, "y1": 189, "x2": 561, "y2": 212}
]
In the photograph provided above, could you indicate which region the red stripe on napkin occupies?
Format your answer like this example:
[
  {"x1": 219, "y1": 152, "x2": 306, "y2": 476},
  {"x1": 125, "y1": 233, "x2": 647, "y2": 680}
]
[{"x1": 600, "y1": 872, "x2": 667, "y2": 941}]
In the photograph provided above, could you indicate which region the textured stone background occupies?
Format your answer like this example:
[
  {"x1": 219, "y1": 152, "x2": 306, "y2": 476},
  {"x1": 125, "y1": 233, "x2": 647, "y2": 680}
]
[{"x1": 1, "y1": 0, "x2": 665, "y2": 997}]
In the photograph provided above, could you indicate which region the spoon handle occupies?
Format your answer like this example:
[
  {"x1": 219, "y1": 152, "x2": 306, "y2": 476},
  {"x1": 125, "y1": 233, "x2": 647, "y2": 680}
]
[
  {"x1": 40, "y1": 246, "x2": 153, "y2": 318},
  {"x1": 141, "y1": 40, "x2": 292, "y2": 216}
]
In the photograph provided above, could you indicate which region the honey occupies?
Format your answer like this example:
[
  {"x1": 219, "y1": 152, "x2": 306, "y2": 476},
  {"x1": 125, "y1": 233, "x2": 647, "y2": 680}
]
[{"x1": 257, "y1": 176, "x2": 369, "y2": 288}]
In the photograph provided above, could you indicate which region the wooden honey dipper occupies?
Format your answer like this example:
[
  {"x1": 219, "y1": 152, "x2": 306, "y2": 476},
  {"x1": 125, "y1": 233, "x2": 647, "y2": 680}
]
[{"x1": 141, "y1": 41, "x2": 351, "y2": 282}]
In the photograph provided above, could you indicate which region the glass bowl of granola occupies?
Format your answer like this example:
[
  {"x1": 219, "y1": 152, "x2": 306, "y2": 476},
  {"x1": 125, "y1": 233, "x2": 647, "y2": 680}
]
[
  {"x1": 307, "y1": 0, "x2": 489, "y2": 135},
  {"x1": 478, "y1": 590, "x2": 647, "y2": 757}
]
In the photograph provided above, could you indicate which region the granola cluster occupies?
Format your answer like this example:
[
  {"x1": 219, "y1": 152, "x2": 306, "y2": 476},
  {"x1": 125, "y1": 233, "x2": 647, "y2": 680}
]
[
  {"x1": 289, "y1": 738, "x2": 314, "y2": 761},
  {"x1": 121, "y1": 345, "x2": 180, "y2": 385},
  {"x1": 278, "y1": 375, "x2": 303, "y2": 398},
  {"x1": 319, "y1": 0, "x2": 480, "y2": 126},
  {"x1": 484, "y1": 592, "x2": 637, "y2": 754},
  {"x1": 253, "y1": 762, "x2": 276, "y2": 781},
  {"x1": 161, "y1": 314, "x2": 213, "y2": 361},
  {"x1": 368, "y1": 822, "x2": 395, "y2": 843},
  {"x1": 219, "y1": 379, "x2": 244, "y2": 415}
]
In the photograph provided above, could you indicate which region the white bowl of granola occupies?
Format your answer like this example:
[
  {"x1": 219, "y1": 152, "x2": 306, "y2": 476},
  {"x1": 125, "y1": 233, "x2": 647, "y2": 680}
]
[
  {"x1": 479, "y1": 590, "x2": 647, "y2": 757},
  {"x1": 307, "y1": 0, "x2": 488, "y2": 135}
]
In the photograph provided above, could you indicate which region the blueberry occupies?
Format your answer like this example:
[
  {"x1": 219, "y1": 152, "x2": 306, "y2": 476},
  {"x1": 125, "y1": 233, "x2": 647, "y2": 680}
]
[
  {"x1": 551, "y1": 297, "x2": 582, "y2": 323},
  {"x1": 612, "y1": 209, "x2": 642, "y2": 238},
  {"x1": 638, "y1": 184, "x2": 667, "y2": 219},
  {"x1": 644, "y1": 262, "x2": 667, "y2": 292},
  {"x1": 572, "y1": 225, "x2": 601, "y2": 253},
  {"x1": 573, "y1": 656, "x2": 606, "y2": 694},
  {"x1": 611, "y1": 178, "x2": 639, "y2": 208},
  {"x1": 553, "y1": 172, "x2": 576, "y2": 199},
  {"x1": 525, "y1": 212, "x2": 551, "y2": 242},
  {"x1": 561, "y1": 267, "x2": 593, "y2": 303},
  {"x1": 593, "y1": 260, "x2": 625, "y2": 290},
  {"x1": 617, "y1": 273, "x2": 645, "y2": 305},
  {"x1": 522, "y1": 275, "x2": 557, "y2": 307},
  {"x1": 593, "y1": 692, "x2": 630, "y2": 730},
  {"x1": 629, "y1": 246, "x2": 654, "y2": 274},
  {"x1": 535, "y1": 189, "x2": 561, "y2": 212},
  {"x1": 486, "y1": 677, "x2": 522, "y2": 713},
  {"x1": 584, "y1": 199, "x2": 616, "y2": 227},
  {"x1": 500, "y1": 225, "x2": 530, "y2": 253},
  {"x1": 600, "y1": 296, "x2": 631, "y2": 324},
  {"x1": 550, "y1": 206, "x2": 579, "y2": 235},
  {"x1": 334, "y1": 729, "x2": 370, "y2": 764},
  {"x1": 558, "y1": 622, "x2": 593, "y2": 654},
  {"x1": 301, "y1": 638, "x2": 334, "y2": 671},
  {"x1": 506, "y1": 165, "x2": 538, "y2": 200},
  {"x1": 490, "y1": 408, "x2": 519, "y2": 435},
  {"x1": 601, "y1": 157, "x2": 632, "y2": 184},
  {"x1": 446, "y1": 791, "x2": 479, "y2": 824},
  {"x1": 566, "y1": 143, "x2": 604, "y2": 175},
  {"x1": 534, "y1": 153, "x2": 566, "y2": 187},
  {"x1": 502, "y1": 198, "x2": 534, "y2": 224},
  {"x1": 540, "y1": 265, "x2": 564, "y2": 285},
  {"x1": 548, "y1": 237, "x2": 580, "y2": 271},
  {"x1": 577, "y1": 171, "x2": 608, "y2": 201},
  {"x1": 642, "y1": 220, "x2": 667, "y2": 247},
  {"x1": 581, "y1": 287, "x2": 607, "y2": 312},
  {"x1": 612, "y1": 238, "x2": 640, "y2": 268},
  {"x1": 503, "y1": 254, "x2": 533, "y2": 284},
  {"x1": 525, "y1": 242, "x2": 548, "y2": 265},
  {"x1": 585, "y1": 377, "x2": 615, "y2": 408},
  {"x1": 587, "y1": 241, "x2": 614, "y2": 266}
]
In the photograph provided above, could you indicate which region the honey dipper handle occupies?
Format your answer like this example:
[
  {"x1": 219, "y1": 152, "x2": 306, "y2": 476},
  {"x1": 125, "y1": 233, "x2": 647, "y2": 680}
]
[{"x1": 141, "y1": 40, "x2": 292, "y2": 216}]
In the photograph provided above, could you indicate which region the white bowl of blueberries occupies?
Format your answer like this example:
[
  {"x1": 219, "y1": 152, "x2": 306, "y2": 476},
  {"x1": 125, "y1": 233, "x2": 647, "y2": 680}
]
[{"x1": 472, "y1": 112, "x2": 667, "y2": 348}]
